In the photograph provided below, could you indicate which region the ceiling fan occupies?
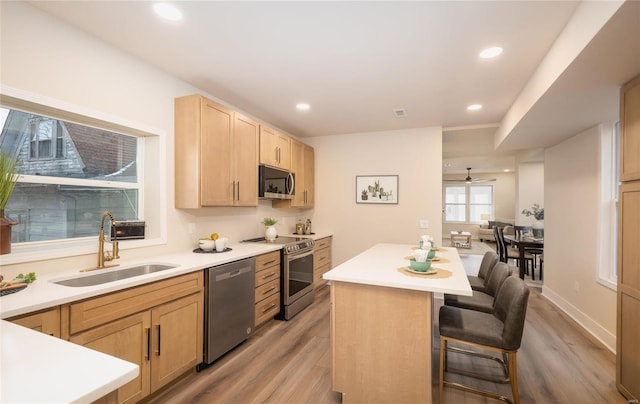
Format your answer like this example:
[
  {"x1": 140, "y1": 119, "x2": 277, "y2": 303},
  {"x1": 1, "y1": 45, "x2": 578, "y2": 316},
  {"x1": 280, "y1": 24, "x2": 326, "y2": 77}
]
[{"x1": 444, "y1": 167, "x2": 496, "y2": 183}]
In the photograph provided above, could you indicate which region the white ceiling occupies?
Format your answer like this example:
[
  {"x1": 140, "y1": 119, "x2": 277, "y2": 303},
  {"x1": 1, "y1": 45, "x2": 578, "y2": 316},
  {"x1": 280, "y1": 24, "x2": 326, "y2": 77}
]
[{"x1": 25, "y1": 1, "x2": 640, "y2": 174}]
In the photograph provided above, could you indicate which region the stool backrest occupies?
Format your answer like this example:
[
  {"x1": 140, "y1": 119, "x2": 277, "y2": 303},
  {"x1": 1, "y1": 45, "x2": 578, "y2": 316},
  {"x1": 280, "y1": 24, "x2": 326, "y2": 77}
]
[
  {"x1": 485, "y1": 262, "x2": 510, "y2": 297},
  {"x1": 478, "y1": 251, "x2": 499, "y2": 281},
  {"x1": 493, "y1": 276, "x2": 530, "y2": 350}
]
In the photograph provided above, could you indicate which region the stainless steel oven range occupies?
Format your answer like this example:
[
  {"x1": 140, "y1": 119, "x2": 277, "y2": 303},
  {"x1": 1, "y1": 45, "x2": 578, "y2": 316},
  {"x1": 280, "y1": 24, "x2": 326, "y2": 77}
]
[{"x1": 242, "y1": 236, "x2": 315, "y2": 320}]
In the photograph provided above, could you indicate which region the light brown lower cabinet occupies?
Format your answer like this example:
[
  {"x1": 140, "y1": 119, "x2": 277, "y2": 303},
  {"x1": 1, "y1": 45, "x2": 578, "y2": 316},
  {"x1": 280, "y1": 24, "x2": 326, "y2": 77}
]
[
  {"x1": 313, "y1": 236, "x2": 332, "y2": 288},
  {"x1": 255, "y1": 250, "x2": 281, "y2": 327},
  {"x1": 8, "y1": 306, "x2": 61, "y2": 337},
  {"x1": 65, "y1": 272, "x2": 204, "y2": 404}
]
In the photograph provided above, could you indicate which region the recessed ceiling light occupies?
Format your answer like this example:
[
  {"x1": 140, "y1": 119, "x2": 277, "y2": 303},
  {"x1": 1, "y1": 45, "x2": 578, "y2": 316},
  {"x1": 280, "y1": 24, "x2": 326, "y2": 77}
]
[
  {"x1": 467, "y1": 104, "x2": 483, "y2": 111},
  {"x1": 479, "y1": 47, "x2": 503, "y2": 59},
  {"x1": 296, "y1": 103, "x2": 310, "y2": 111},
  {"x1": 504, "y1": 169, "x2": 510, "y2": 172},
  {"x1": 153, "y1": 3, "x2": 183, "y2": 21}
]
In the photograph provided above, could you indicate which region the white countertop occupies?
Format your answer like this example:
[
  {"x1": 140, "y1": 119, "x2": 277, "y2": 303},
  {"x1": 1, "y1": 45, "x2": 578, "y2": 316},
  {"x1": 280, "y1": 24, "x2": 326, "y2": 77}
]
[
  {"x1": 0, "y1": 234, "x2": 332, "y2": 404},
  {"x1": 1, "y1": 320, "x2": 139, "y2": 403},
  {"x1": 323, "y1": 243, "x2": 472, "y2": 296},
  {"x1": 0, "y1": 241, "x2": 286, "y2": 319}
]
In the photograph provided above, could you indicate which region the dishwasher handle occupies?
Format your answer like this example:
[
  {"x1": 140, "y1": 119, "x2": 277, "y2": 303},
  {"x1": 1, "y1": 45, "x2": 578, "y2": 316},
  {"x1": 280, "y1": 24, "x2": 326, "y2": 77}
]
[{"x1": 215, "y1": 265, "x2": 252, "y2": 282}]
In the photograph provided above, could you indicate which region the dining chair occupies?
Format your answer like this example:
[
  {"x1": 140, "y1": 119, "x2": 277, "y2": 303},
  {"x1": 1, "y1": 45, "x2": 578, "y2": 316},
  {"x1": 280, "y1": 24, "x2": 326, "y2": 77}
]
[
  {"x1": 439, "y1": 276, "x2": 530, "y2": 404},
  {"x1": 496, "y1": 226, "x2": 534, "y2": 273},
  {"x1": 467, "y1": 251, "x2": 499, "y2": 293},
  {"x1": 513, "y1": 225, "x2": 532, "y2": 238},
  {"x1": 445, "y1": 262, "x2": 511, "y2": 313}
]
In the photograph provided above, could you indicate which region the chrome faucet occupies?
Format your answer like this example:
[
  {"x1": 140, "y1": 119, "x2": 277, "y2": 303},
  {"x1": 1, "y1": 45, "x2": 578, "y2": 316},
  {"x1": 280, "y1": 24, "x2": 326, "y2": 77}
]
[{"x1": 82, "y1": 211, "x2": 120, "y2": 272}]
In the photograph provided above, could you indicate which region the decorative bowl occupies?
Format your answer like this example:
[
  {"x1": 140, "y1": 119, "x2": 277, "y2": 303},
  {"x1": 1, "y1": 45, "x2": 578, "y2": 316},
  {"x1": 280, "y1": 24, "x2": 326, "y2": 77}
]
[
  {"x1": 409, "y1": 258, "x2": 432, "y2": 272},
  {"x1": 198, "y1": 239, "x2": 216, "y2": 251},
  {"x1": 427, "y1": 249, "x2": 436, "y2": 259}
]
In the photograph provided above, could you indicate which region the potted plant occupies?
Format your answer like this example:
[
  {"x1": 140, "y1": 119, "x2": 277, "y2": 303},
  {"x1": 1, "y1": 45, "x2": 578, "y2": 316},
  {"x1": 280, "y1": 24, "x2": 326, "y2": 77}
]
[
  {"x1": 0, "y1": 153, "x2": 19, "y2": 255},
  {"x1": 262, "y1": 217, "x2": 278, "y2": 241},
  {"x1": 522, "y1": 203, "x2": 544, "y2": 237},
  {"x1": 361, "y1": 189, "x2": 368, "y2": 200}
]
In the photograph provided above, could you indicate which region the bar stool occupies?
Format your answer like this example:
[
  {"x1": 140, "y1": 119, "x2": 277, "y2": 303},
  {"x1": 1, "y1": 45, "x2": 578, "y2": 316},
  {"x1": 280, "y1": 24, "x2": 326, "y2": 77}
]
[
  {"x1": 467, "y1": 251, "x2": 499, "y2": 293},
  {"x1": 445, "y1": 262, "x2": 511, "y2": 313},
  {"x1": 439, "y1": 276, "x2": 530, "y2": 404}
]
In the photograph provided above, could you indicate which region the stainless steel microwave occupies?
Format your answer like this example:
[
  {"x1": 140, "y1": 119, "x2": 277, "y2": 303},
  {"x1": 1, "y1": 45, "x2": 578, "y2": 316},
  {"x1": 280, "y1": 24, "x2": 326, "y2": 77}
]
[{"x1": 259, "y1": 165, "x2": 295, "y2": 200}]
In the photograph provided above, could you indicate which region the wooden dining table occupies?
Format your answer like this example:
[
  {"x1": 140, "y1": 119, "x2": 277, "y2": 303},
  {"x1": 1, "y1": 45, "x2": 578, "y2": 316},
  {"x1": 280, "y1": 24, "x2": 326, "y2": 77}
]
[{"x1": 503, "y1": 234, "x2": 544, "y2": 279}]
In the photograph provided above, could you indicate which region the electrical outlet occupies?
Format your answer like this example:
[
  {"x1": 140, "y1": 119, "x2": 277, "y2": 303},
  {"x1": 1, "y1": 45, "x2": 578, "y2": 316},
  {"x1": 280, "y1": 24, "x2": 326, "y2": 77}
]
[
  {"x1": 188, "y1": 223, "x2": 196, "y2": 234},
  {"x1": 574, "y1": 281, "x2": 580, "y2": 293},
  {"x1": 419, "y1": 219, "x2": 429, "y2": 229}
]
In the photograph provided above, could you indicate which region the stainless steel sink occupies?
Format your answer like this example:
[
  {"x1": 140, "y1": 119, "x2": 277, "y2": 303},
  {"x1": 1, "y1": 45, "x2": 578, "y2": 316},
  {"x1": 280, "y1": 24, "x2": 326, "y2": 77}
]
[{"x1": 52, "y1": 264, "x2": 178, "y2": 287}]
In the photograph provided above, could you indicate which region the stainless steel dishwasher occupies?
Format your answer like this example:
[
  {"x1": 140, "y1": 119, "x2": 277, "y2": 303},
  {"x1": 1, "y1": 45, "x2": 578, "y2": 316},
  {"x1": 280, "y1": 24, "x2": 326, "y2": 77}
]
[{"x1": 200, "y1": 257, "x2": 255, "y2": 368}]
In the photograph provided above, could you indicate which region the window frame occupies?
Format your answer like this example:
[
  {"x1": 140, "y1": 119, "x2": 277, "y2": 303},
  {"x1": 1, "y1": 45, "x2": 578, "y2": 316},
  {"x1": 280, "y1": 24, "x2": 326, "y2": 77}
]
[
  {"x1": 443, "y1": 183, "x2": 494, "y2": 224},
  {"x1": 597, "y1": 122, "x2": 618, "y2": 290},
  {"x1": 0, "y1": 87, "x2": 166, "y2": 265}
]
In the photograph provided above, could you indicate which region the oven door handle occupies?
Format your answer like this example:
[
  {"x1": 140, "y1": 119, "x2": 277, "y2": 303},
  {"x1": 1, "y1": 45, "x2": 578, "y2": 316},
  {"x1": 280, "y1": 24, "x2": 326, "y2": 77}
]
[{"x1": 287, "y1": 249, "x2": 313, "y2": 260}]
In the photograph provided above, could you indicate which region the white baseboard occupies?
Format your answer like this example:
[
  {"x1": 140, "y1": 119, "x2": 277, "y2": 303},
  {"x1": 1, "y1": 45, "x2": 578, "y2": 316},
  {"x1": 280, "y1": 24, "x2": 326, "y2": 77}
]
[{"x1": 541, "y1": 285, "x2": 616, "y2": 354}]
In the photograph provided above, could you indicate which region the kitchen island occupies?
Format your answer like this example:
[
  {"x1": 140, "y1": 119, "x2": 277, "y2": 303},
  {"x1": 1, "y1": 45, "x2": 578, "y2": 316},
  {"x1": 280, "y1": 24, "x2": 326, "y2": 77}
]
[{"x1": 323, "y1": 243, "x2": 471, "y2": 403}]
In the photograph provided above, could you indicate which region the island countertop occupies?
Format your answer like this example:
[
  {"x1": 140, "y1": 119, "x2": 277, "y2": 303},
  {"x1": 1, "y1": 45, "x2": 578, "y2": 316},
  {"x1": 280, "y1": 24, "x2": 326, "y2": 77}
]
[
  {"x1": 1, "y1": 320, "x2": 139, "y2": 403},
  {"x1": 323, "y1": 243, "x2": 472, "y2": 296}
]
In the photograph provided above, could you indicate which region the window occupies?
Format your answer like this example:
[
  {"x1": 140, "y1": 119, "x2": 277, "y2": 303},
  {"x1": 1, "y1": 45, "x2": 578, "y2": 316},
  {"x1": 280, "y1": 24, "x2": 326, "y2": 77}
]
[
  {"x1": 1, "y1": 107, "x2": 141, "y2": 244},
  {"x1": 598, "y1": 122, "x2": 619, "y2": 290},
  {"x1": 444, "y1": 184, "x2": 493, "y2": 223},
  {"x1": 29, "y1": 117, "x2": 66, "y2": 159}
]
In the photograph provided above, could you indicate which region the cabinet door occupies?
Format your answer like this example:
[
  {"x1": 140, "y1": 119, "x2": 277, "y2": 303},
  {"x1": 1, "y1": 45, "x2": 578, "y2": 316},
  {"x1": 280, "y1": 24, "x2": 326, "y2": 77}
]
[
  {"x1": 303, "y1": 145, "x2": 315, "y2": 207},
  {"x1": 617, "y1": 181, "x2": 640, "y2": 400},
  {"x1": 290, "y1": 139, "x2": 305, "y2": 207},
  {"x1": 275, "y1": 131, "x2": 291, "y2": 170},
  {"x1": 71, "y1": 312, "x2": 151, "y2": 404},
  {"x1": 201, "y1": 98, "x2": 233, "y2": 206},
  {"x1": 9, "y1": 307, "x2": 60, "y2": 337},
  {"x1": 150, "y1": 292, "x2": 203, "y2": 392},
  {"x1": 233, "y1": 113, "x2": 259, "y2": 206},
  {"x1": 621, "y1": 75, "x2": 640, "y2": 182},
  {"x1": 259, "y1": 125, "x2": 277, "y2": 167}
]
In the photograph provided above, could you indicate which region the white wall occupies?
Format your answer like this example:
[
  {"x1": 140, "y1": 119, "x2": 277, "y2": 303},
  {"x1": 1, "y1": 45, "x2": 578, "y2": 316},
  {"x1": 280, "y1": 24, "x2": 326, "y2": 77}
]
[
  {"x1": 544, "y1": 125, "x2": 617, "y2": 351},
  {"x1": 517, "y1": 162, "x2": 544, "y2": 225},
  {"x1": 307, "y1": 128, "x2": 442, "y2": 266},
  {"x1": 0, "y1": 2, "x2": 445, "y2": 278},
  {"x1": 0, "y1": 2, "x2": 310, "y2": 276}
]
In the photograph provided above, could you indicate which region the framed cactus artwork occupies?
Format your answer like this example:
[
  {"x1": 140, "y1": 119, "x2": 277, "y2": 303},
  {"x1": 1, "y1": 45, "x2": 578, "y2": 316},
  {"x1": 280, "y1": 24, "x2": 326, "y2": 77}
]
[{"x1": 356, "y1": 175, "x2": 399, "y2": 204}]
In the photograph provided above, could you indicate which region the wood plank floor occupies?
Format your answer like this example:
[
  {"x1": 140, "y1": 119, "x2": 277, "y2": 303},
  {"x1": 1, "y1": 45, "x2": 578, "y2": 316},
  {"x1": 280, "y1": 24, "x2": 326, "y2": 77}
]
[{"x1": 148, "y1": 280, "x2": 625, "y2": 404}]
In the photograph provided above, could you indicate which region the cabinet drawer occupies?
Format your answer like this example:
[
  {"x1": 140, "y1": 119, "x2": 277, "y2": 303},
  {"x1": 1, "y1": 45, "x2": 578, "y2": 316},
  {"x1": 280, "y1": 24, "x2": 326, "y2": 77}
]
[
  {"x1": 255, "y1": 293, "x2": 280, "y2": 327},
  {"x1": 8, "y1": 307, "x2": 61, "y2": 337},
  {"x1": 314, "y1": 247, "x2": 331, "y2": 268},
  {"x1": 314, "y1": 237, "x2": 331, "y2": 250},
  {"x1": 68, "y1": 272, "x2": 203, "y2": 335},
  {"x1": 256, "y1": 251, "x2": 280, "y2": 272},
  {"x1": 255, "y1": 278, "x2": 280, "y2": 303},
  {"x1": 255, "y1": 265, "x2": 280, "y2": 287},
  {"x1": 314, "y1": 263, "x2": 331, "y2": 285}
]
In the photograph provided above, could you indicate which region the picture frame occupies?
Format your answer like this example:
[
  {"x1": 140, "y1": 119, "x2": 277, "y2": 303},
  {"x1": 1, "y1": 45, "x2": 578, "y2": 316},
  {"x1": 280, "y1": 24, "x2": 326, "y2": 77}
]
[{"x1": 356, "y1": 175, "x2": 398, "y2": 204}]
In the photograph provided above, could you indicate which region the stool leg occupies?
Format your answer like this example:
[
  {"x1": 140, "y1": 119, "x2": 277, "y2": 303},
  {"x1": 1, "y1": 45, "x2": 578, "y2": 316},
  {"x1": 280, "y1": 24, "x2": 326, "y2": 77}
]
[
  {"x1": 439, "y1": 336, "x2": 447, "y2": 404},
  {"x1": 508, "y1": 351, "x2": 520, "y2": 404}
]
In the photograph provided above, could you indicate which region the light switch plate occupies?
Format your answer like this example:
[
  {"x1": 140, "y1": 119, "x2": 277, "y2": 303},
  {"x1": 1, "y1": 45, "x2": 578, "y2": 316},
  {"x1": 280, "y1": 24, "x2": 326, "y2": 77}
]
[
  {"x1": 419, "y1": 219, "x2": 429, "y2": 229},
  {"x1": 188, "y1": 223, "x2": 196, "y2": 234}
]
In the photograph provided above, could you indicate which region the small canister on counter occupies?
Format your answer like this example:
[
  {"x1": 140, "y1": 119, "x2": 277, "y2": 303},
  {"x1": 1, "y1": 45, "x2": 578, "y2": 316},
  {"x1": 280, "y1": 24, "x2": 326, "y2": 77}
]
[
  {"x1": 304, "y1": 219, "x2": 312, "y2": 234},
  {"x1": 296, "y1": 222, "x2": 305, "y2": 235}
]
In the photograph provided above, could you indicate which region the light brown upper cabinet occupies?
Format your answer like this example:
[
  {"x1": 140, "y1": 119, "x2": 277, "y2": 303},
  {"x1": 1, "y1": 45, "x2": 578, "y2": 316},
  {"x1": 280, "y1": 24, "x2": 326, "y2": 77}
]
[
  {"x1": 260, "y1": 125, "x2": 291, "y2": 170},
  {"x1": 274, "y1": 140, "x2": 314, "y2": 208},
  {"x1": 175, "y1": 94, "x2": 259, "y2": 208},
  {"x1": 620, "y1": 75, "x2": 640, "y2": 182}
]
